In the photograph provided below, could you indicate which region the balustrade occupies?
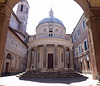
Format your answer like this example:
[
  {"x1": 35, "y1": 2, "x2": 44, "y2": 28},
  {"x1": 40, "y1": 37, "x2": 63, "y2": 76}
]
[{"x1": 29, "y1": 33, "x2": 71, "y2": 41}]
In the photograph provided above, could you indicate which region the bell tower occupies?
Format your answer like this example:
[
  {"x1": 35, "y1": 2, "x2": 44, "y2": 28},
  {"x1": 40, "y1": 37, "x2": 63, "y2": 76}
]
[{"x1": 16, "y1": 0, "x2": 29, "y2": 35}]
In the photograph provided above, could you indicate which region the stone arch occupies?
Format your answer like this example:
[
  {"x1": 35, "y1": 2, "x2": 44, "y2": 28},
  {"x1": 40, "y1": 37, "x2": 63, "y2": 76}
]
[{"x1": 0, "y1": 0, "x2": 100, "y2": 79}]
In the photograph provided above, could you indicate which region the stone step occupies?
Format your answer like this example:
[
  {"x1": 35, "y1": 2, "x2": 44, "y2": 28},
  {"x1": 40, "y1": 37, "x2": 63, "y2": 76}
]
[{"x1": 19, "y1": 70, "x2": 83, "y2": 79}]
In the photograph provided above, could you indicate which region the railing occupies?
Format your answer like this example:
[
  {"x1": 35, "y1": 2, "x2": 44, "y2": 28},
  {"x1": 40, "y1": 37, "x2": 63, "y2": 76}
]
[{"x1": 29, "y1": 33, "x2": 71, "y2": 41}]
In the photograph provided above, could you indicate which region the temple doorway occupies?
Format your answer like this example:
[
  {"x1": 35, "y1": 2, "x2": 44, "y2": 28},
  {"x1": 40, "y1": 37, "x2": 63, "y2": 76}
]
[{"x1": 48, "y1": 54, "x2": 53, "y2": 69}]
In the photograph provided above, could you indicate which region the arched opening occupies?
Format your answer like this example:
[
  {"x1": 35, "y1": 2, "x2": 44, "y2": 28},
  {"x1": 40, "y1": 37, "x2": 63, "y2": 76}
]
[
  {"x1": 6, "y1": 53, "x2": 12, "y2": 59},
  {"x1": 0, "y1": 0, "x2": 100, "y2": 80}
]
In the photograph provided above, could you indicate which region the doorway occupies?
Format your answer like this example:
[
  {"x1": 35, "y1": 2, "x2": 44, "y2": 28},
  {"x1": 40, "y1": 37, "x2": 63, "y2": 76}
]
[
  {"x1": 48, "y1": 54, "x2": 53, "y2": 69},
  {"x1": 5, "y1": 62, "x2": 9, "y2": 76}
]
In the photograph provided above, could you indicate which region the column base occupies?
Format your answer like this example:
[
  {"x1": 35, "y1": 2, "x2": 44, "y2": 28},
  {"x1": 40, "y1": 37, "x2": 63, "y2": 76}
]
[
  {"x1": 26, "y1": 68, "x2": 30, "y2": 72},
  {"x1": 69, "y1": 68, "x2": 74, "y2": 72},
  {"x1": 33, "y1": 68, "x2": 37, "y2": 70},
  {"x1": 64, "y1": 68, "x2": 68, "y2": 70},
  {"x1": 41, "y1": 68, "x2": 47, "y2": 72},
  {"x1": 69, "y1": 68, "x2": 74, "y2": 70}
]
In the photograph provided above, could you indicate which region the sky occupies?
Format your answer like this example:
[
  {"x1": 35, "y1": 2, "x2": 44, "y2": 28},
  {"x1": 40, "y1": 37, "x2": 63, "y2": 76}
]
[{"x1": 13, "y1": 0, "x2": 83, "y2": 35}]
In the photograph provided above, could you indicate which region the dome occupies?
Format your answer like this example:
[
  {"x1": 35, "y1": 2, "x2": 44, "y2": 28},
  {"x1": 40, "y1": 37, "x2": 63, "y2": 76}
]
[
  {"x1": 38, "y1": 17, "x2": 64, "y2": 26},
  {"x1": 37, "y1": 8, "x2": 65, "y2": 27}
]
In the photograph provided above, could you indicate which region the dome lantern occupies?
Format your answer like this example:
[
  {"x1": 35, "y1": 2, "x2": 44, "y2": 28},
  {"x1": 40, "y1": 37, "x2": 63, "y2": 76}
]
[{"x1": 49, "y1": 8, "x2": 54, "y2": 17}]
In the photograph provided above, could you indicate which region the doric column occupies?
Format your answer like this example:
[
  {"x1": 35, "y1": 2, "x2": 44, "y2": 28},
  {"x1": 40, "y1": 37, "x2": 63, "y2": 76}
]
[
  {"x1": 34, "y1": 46, "x2": 37, "y2": 69},
  {"x1": 54, "y1": 45, "x2": 57, "y2": 68},
  {"x1": 43, "y1": 45, "x2": 47, "y2": 68},
  {"x1": 26, "y1": 48, "x2": 32, "y2": 70},
  {"x1": 69, "y1": 47, "x2": 74, "y2": 69},
  {"x1": 64, "y1": 46, "x2": 67, "y2": 68}
]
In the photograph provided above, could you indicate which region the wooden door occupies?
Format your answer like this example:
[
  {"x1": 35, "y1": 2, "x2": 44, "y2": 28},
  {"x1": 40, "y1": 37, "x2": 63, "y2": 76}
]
[
  {"x1": 5, "y1": 62, "x2": 9, "y2": 75},
  {"x1": 48, "y1": 54, "x2": 53, "y2": 69}
]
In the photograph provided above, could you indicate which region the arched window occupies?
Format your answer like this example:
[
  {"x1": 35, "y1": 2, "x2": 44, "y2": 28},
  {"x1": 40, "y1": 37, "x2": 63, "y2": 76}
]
[
  {"x1": 20, "y1": 5, "x2": 23, "y2": 12},
  {"x1": 6, "y1": 53, "x2": 11, "y2": 59},
  {"x1": 49, "y1": 28, "x2": 52, "y2": 32},
  {"x1": 82, "y1": 20, "x2": 86, "y2": 29}
]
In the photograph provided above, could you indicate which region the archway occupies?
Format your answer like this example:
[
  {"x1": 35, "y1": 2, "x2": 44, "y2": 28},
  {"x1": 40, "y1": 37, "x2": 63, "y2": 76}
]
[
  {"x1": 0, "y1": 0, "x2": 100, "y2": 80},
  {"x1": 75, "y1": 0, "x2": 100, "y2": 79},
  {"x1": 0, "y1": 0, "x2": 21, "y2": 77}
]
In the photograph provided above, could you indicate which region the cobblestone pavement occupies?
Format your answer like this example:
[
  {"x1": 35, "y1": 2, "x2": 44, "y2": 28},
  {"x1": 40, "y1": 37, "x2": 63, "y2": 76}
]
[{"x1": 0, "y1": 73, "x2": 98, "y2": 86}]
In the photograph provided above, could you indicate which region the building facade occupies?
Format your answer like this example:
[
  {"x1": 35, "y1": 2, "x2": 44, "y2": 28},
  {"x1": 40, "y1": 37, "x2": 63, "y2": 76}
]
[
  {"x1": 72, "y1": 14, "x2": 92, "y2": 74},
  {"x1": 1, "y1": 0, "x2": 29, "y2": 76},
  {"x1": 27, "y1": 9, "x2": 74, "y2": 72}
]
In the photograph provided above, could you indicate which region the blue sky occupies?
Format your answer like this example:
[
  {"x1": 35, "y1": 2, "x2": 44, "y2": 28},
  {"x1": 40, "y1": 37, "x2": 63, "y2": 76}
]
[{"x1": 13, "y1": 0, "x2": 83, "y2": 35}]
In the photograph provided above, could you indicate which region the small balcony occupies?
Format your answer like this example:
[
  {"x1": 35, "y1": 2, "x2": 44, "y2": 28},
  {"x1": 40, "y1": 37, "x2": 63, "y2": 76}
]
[{"x1": 29, "y1": 33, "x2": 71, "y2": 42}]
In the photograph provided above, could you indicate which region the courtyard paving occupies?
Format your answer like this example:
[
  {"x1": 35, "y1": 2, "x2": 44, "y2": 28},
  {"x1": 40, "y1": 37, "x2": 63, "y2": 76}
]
[{"x1": 0, "y1": 73, "x2": 99, "y2": 86}]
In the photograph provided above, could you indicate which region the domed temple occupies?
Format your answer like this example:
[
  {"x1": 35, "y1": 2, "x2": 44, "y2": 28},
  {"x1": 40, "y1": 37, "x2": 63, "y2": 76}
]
[{"x1": 26, "y1": 8, "x2": 74, "y2": 73}]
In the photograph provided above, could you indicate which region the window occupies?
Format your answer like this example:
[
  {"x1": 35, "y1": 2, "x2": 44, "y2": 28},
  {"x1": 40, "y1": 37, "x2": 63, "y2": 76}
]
[
  {"x1": 49, "y1": 28, "x2": 52, "y2": 32},
  {"x1": 84, "y1": 40, "x2": 88, "y2": 51},
  {"x1": 73, "y1": 34, "x2": 76, "y2": 42},
  {"x1": 78, "y1": 45, "x2": 82, "y2": 54},
  {"x1": 6, "y1": 53, "x2": 11, "y2": 59},
  {"x1": 20, "y1": 5, "x2": 23, "y2": 12},
  {"x1": 77, "y1": 29, "x2": 80, "y2": 37},
  {"x1": 61, "y1": 54, "x2": 64, "y2": 62},
  {"x1": 81, "y1": 63, "x2": 83, "y2": 69},
  {"x1": 82, "y1": 20, "x2": 86, "y2": 29},
  {"x1": 49, "y1": 34, "x2": 53, "y2": 37},
  {"x1": 75, "y1": 48, "x2": 77, "y2": 57},
  {"x1": 26, "y1": 8, "x2": 28, "y2": 14},
  {"x1": 87, "y1": 61, "x2": 90, "y2": 69}
]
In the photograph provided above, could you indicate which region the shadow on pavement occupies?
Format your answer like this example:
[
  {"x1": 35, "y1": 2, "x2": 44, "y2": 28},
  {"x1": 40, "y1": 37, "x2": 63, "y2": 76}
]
[{"x1": 19, "y1": 76, "x2": 88, "y2": 84}]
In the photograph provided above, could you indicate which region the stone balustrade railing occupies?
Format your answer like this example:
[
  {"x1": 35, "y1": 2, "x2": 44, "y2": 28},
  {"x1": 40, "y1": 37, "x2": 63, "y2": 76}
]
[{"x1": 29, "y1": 33, "x2": 71, "y2": 42}]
